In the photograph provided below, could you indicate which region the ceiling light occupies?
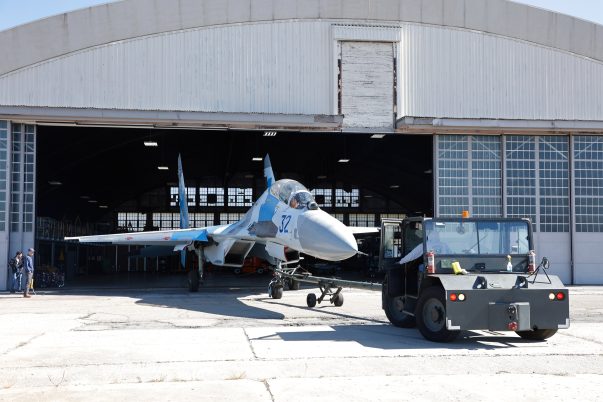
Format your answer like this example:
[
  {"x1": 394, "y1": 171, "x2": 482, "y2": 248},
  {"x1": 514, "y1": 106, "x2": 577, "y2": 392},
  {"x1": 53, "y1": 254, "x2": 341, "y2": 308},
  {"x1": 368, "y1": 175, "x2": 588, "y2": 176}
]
[
  {"x1": 80, "y1": 195, "x2": 90, "y2": 199},
  {"x1": 157, "y1": 166, "x2": 169, "y2": 170},
  {"x1": 390, "y1": 185, "x2": 400, "y2": 189},
  {"x1": 338, "y1": 158, "x2": 350, "y2": 163},
  {"x1": 317, "y1": 175, "x2": 327, "y2": 179},
  {"x1": 370, "y1": 134, "x2": 386, "y2": 139},
  {"x1": 252, "y1": 157, "x2": 263, "y2": 162},
  {"x1": 144, "y1": 141, "x2": 158, "y2": 147},
  {"x1": 424, "y1": 169, "x2": 433, "y2": 174},
  {"x1": 48, "y1": 181, "x2": 62, "y2": 186},
  {"x1": 263, "y1": 131, "x2": 277, "y2": 137},
  {"x1": 99, "y1": 205, "x2": 109, "y2": 209},
  {"x1": 364, "y1": 195, "x2": 373, "y2": 198},
  {"x1": 88, "y1": 200, "x2": 98, "y2": 204}
]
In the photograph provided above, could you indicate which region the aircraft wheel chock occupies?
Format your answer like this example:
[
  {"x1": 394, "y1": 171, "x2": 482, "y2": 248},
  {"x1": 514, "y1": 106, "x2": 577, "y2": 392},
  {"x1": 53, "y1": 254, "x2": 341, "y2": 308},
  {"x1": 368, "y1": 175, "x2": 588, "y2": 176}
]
[{"x1": 306, "y1": 293, "x2": 317, "y2": 308}]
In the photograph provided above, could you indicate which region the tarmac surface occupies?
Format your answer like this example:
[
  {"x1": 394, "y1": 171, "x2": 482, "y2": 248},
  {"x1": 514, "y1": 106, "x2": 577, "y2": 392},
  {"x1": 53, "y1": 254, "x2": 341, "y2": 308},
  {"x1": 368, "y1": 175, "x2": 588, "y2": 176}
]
[{"x1": 1, "y1": 277, "x2": 602, "y2": 401}]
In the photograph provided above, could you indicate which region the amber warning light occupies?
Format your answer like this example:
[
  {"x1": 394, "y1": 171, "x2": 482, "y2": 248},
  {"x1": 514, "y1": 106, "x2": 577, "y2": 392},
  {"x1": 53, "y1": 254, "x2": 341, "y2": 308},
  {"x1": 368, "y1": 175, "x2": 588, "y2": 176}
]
[{"x1": 462, "y1": 210, "x2": 470, "y2": 218}]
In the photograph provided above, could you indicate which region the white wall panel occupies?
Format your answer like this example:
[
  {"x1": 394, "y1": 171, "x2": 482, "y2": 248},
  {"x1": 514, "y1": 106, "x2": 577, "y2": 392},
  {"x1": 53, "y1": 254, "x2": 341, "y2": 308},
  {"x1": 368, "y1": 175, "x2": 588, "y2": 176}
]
[
  {"x1": 573, "y1": 233, "x2": 603, "y2": 285},
  {"x1": 533, "y1": 232, "x2": 571, "y2": 284},
  {"x1": 341, "y1": 41, "x2": 394, "y2": 128},
  {"x1": 398, "y1": 23, "x2": 603, "y2": 121},
  {"x1": 0, "y1": 21, "x2": 332, "y2": 115},
  {"x1": 1, "y1": 20, "x2": 603, "y2": 122}
]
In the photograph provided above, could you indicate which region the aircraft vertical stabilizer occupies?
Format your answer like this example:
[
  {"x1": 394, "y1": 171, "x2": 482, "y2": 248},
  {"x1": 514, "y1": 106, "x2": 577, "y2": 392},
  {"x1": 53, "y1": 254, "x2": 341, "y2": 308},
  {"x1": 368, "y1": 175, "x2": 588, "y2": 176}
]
[
  {"x1": 264, "y1": 154, "x2": 275, "y2": 188},
  {"x1": 178, "y1": 154, "x2": 190, "y2": 229},
  {"x1": 178, "y1": 154, "x2": 189, "y2": 268}
]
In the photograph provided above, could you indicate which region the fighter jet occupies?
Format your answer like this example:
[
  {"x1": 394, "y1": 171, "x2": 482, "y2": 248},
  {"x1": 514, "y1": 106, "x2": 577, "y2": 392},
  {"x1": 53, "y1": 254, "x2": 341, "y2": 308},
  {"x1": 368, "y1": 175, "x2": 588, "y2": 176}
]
[{"x1": 66, "y1": 155, "x2": 375, "y2": 295}]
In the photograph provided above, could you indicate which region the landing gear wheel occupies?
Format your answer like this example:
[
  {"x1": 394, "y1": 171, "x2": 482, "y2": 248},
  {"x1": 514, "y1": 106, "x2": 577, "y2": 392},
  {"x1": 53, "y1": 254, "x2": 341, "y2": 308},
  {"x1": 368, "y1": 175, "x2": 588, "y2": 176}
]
[
  {"x1": 306, "y1": 293, "x2": 317, "y2": 308},
  {"x1": 234, "y1": 268, "x2": 241, "y2": 275},
  {"x1": 188, "y1": 270, "x2": 200, "y2": 292},
  {"x1": 333, "y1": 293, "x2": 344, "y2": 307},
  {"x1": 416, "y1": 286, "x2": 459, "y2": 342},
  {"x1": 288, "y1": 278, "x2": 300, "y2": 290},
  {"x1": 515, "y1": 329, "x2": 558, "y2": 340},
  {"x1": 270, "y1": 286, "x2": 283, "y2": 299},
  {"x1": 383, "y1": 278, "x2": 416, "y2": 328},
  {"x1": 257, "y1": 268, "x2": 264, "y2": 275}
]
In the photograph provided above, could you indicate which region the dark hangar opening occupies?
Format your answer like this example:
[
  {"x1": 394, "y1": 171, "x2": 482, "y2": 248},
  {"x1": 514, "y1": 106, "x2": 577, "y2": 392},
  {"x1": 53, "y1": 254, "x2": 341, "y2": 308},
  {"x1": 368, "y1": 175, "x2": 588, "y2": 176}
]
[{"x1": 35, "y1": 126, "x2": 433, "y2": 286}]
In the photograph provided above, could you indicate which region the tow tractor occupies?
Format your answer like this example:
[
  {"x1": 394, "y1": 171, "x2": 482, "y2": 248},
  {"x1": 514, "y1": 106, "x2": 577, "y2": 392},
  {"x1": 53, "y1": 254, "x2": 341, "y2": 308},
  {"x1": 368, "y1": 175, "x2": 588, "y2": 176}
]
[
  {"x1": 379, "y1": 216, "x2": 569, "y2": 342},
  {"x1": 273, "y1": 215, "x2": 569, "y2": 343}
]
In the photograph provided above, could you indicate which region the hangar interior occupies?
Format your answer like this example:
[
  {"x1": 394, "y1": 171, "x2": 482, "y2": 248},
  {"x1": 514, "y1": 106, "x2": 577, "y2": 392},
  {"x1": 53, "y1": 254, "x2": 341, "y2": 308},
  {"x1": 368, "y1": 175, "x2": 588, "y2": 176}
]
[{"x1": 34, "y1": 126, "x2": 432, "y2": 285}]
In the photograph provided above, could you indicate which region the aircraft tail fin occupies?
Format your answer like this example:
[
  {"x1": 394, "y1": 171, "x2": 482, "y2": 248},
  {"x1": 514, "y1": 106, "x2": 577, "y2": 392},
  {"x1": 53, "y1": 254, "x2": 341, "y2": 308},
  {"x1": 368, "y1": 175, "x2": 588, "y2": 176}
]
[
  {"x1": 264, "y1": 154, "x2": 275, "y2": 188},
  {"x1": 178, "y1": 155, "x2": 189, "y2": 269},
  {"x1": 178, "y1": 154, "x2": 190, "y2": 229}
]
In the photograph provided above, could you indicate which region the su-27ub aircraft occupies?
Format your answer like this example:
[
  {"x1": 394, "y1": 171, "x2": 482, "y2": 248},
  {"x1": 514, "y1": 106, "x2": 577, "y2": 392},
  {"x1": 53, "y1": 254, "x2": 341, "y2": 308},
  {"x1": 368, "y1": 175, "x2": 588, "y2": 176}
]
[{"x1": 66, "y1": 155, "x2": 376, "y2": 297}]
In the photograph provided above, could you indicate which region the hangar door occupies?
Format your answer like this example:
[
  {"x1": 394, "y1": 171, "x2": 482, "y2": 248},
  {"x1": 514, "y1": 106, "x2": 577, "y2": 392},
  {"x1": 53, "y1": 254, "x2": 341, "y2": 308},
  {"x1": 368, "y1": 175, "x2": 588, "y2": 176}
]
[{"x1": 340, "y1": 41, "x2": 395, "y2": 129}]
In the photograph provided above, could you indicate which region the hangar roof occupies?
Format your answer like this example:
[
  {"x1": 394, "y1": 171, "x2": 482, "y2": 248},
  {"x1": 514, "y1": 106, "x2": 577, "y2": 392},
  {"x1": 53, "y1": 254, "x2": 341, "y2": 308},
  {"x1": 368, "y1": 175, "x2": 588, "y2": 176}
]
[{"x1": 1, "y1": 0, "x2": 603, "y2": 76}]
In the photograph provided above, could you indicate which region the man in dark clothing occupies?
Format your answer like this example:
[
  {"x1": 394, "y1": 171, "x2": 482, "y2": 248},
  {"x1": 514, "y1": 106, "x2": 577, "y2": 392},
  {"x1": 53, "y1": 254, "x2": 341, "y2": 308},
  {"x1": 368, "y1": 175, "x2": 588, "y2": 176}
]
[
  {"x1": 9, "y1": 251, "x2": 23, "y2": 293},
  {"x1": 23, "y1": 248, "x2": 35, "y2": 298}
]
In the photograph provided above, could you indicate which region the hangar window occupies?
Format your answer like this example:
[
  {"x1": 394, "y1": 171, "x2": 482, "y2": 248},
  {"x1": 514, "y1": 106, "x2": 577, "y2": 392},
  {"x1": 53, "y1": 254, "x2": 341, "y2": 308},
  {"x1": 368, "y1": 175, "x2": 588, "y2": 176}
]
[
  {"x1": 505, "y1": 136, "x2": 537, "y2": 229},
  {"x1": 311, "y1": 188, "x2": 332, "y2": 207},
  {"x1": 381, "y1": 213, "x2": 406, "y2": 220},
  {"x1": 191, "y1": 213, "x2": 215, "y2": 228},
  {"x1": 169, "y1": 186, "x2": 196, "y2": 207},
  {"x1": 153, "y1": 213, "x2": 181, "y2": 230},
  {"x1": 335, "y1": 188, "x2": 359, "y2": 208},
  {"x1": 574, "y1": 136, "x2": 603, "y2": 232},
  {"x1": 539, "y1": 137, "x2": 569, "y2": 232},
  {"x1": 437, "y1": 136, "x2": 469, "y2": 216},
  {"x1": 117, "y1": 212, "x2": 146, "y2": 232},
  {"x1": 348, "y1": 214, "x2": 375, "y2": 227},
  {"x1": 0, "y1": 121, "x2": 6, "y2": 231},
  {"x1": 199, "y1": 187, "x2": 224, "y2": 207},
  {"x1": 220, "y1": 213, "x2": 245, "y2": 225},
  {"x1": 471, "y1": 136, "x2": 501, "y2": 217},
  {"x1": 228, "y1": 188, "x2": 253, "y2": 207}
]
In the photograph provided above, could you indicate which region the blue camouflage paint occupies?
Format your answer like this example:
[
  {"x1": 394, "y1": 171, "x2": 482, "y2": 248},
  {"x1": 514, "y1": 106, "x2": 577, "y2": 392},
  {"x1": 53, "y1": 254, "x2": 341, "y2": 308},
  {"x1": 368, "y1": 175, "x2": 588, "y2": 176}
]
[
  {"x1": 170, "y1": 229, "x2": 208, "y2": 242},
  {"x1": 259, "y1": 193, "x2": 279, "y2": 222}
]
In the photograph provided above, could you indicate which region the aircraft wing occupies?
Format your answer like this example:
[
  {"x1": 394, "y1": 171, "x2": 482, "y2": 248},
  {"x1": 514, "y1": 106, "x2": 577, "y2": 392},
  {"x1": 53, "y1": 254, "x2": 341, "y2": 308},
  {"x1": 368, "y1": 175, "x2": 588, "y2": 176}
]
[
  {"x1": 65, "y1": 227, "x2": 211, "y2": 249},
  {"x1": 349, "y1": 226, "x2": 379, "y2": 235}
]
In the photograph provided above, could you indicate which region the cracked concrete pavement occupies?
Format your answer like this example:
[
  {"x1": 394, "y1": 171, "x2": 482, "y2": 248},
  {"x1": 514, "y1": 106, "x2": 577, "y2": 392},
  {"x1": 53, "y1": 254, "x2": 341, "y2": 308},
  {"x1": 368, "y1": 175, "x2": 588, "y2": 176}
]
[{"x1": 1, "y1": 285, "x2": 602, "y2": 401}]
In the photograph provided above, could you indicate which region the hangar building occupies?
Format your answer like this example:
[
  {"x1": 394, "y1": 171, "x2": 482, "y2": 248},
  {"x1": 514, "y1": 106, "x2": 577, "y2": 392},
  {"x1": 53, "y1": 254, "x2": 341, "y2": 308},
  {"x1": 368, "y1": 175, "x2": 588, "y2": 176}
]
[{"x1": 1, "y1": 0, "x2": 603, "y2": 288}]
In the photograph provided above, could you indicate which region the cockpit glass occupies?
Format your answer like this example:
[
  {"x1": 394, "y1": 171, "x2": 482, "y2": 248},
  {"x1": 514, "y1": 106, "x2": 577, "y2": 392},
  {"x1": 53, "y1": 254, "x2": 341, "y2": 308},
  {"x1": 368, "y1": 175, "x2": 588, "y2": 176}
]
[{"x1": 270, "y1": 179, "x2": 316, "y2": 209}]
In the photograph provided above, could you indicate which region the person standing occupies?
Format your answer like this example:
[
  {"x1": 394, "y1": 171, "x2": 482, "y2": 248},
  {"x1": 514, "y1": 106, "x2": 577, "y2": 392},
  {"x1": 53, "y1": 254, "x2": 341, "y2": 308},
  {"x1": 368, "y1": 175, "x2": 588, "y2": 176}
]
[
  {"x1": 23, "y1": 248, "x2": 35, "y2": 298},
  {"x1": 9, "y1": 251, "x2": 23, "y2": 293}
]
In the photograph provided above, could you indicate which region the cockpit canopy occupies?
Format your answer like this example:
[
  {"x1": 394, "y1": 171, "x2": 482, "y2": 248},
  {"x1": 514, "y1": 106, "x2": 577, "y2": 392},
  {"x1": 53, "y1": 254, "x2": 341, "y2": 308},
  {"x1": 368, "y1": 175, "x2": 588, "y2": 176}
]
[{"x1": 270, "y1": 179, "x2": 318, "y2": 210}]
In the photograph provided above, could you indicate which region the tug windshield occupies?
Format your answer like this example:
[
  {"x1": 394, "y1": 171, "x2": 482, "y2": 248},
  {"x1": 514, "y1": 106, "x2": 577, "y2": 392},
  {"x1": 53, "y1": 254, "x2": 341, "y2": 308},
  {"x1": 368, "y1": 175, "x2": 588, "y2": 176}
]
[{"x1": 425, "y1": 220, "x2": 530, "y2": 255}]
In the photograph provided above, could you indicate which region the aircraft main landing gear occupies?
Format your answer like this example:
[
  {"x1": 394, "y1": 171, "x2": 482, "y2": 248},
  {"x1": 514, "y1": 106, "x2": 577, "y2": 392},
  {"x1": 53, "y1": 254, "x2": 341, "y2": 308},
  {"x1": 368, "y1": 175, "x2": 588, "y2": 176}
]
[{"x1": 306, "y1": 283, "x2": 344, "y2": 308}]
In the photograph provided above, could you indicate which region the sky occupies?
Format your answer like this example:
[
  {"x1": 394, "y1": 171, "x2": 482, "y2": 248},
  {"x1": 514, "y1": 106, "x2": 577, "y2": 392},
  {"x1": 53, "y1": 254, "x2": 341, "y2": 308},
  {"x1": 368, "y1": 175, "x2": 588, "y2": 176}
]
[{"x1": 0, "y1": 0, "x2": 602, "y2": 32}]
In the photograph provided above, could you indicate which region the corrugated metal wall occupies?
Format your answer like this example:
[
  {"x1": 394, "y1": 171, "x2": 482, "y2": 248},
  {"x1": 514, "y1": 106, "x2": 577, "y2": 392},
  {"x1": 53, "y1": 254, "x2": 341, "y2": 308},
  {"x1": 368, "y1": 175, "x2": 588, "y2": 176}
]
[
  {"x1": 341, "y1": 41, "x2": 394, "y2": 128},
  {"x1": 399, "y1": 23, "x2": 603, "y2": 120},
  {"x1": 0, "y1": 21, "x2": 332, "y2": 115},
  {"x1": 1, "y1": 20, "x2": 603, "y2": 121}
]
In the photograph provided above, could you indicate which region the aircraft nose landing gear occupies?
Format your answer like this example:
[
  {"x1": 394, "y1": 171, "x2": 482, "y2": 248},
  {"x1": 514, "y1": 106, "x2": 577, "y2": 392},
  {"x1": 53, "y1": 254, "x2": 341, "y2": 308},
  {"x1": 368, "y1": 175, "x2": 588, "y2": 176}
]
[{"x1": 306, "y1": 283, "x2": 344, "y2": 308}]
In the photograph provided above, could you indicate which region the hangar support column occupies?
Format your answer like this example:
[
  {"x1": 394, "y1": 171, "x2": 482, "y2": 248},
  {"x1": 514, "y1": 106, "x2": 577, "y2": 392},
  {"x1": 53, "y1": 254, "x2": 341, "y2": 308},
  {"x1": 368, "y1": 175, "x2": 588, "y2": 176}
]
[{"x1": 1, "y1": 121, "x2": 36, "y2": 290}]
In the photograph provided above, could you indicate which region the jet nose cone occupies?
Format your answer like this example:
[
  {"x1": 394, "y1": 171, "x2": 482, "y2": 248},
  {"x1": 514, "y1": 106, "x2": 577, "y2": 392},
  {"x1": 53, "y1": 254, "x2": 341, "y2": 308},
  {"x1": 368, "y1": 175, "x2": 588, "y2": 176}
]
[{"x1": 298, "y1": 211, "x2": 358, "y2": 261}]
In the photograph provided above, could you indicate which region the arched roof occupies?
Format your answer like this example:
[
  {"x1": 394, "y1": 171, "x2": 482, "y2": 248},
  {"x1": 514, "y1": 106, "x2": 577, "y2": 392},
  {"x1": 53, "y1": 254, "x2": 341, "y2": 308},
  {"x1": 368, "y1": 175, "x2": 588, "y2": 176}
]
[{"x1": 1, "y1": 0, "x2": 602, "y2": 76}]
